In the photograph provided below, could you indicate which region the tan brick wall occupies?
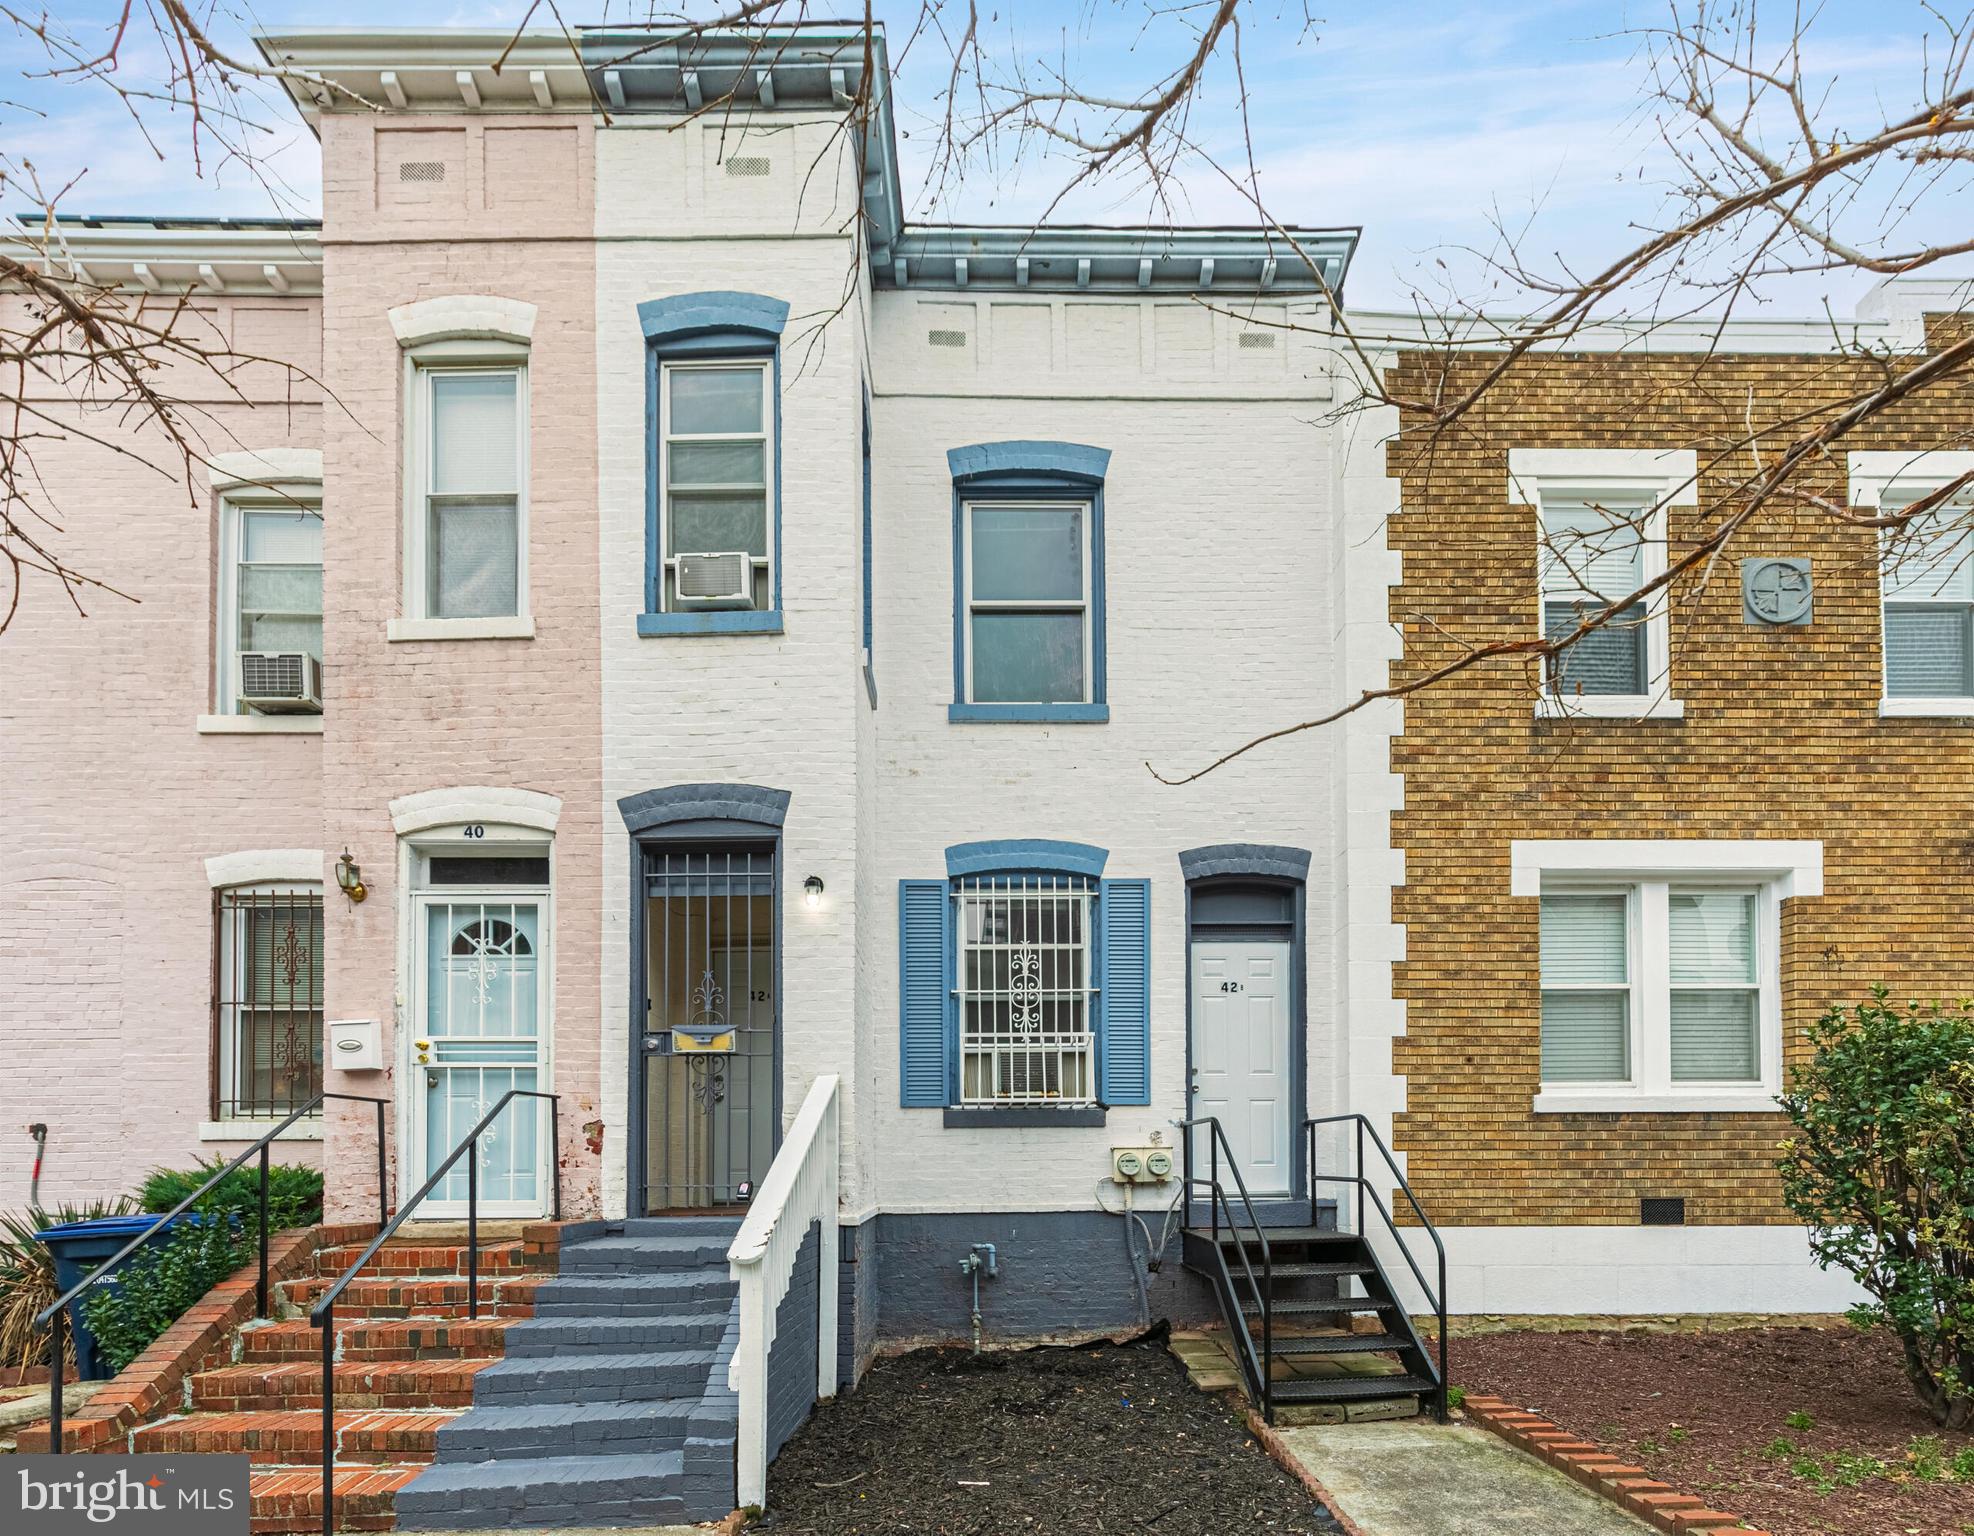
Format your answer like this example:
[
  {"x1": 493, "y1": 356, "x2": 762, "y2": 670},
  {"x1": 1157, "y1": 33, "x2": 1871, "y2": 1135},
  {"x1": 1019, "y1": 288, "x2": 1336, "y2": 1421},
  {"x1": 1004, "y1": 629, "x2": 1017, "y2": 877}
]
[{"x1": 1383, "y1": 326, "x2": 1974, "y2": 1228}]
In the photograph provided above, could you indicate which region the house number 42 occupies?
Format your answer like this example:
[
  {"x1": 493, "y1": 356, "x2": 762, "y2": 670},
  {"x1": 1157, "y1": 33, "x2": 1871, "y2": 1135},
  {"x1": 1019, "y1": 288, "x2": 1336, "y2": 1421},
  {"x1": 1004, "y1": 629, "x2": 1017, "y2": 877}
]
[{"x1": 1219, "y1": 980, "x2": 1244, "y2": 993}]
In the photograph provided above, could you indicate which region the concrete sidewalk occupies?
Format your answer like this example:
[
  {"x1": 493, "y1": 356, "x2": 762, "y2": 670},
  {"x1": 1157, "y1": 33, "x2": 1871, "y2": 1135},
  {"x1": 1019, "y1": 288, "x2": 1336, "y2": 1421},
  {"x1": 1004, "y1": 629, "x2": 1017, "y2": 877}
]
[{"x1": 1277, "y1": 1421, "x2": 1654, "y2": 1536}]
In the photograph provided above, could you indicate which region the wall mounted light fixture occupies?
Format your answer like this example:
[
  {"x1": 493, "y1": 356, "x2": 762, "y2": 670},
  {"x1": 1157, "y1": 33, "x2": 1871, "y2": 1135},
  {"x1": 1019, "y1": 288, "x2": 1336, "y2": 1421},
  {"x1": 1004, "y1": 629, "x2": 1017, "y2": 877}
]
[
  {"x1": 803, "y1": 875, "x2": 825, "y2": 909},
  {"x1": 334, "y1": 848, "x2": 367, "y2": 904}
]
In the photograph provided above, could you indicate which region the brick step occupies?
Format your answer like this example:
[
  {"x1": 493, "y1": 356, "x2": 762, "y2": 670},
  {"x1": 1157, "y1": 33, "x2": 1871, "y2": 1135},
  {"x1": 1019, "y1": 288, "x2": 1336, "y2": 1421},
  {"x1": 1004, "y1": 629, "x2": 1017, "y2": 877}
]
[
  {"x1": 191, "y1": 1359, "x2": 497, "y2": 1412},
  {"x1": 433, "y1": 1398, "x2": 697, "y2": 1462},
  {"x1": 314, "y1": 1242, "x2": 526, "y2": 1278},
  {"x1": 240, "y1": 1318, "x2": 513, "y2": 1363},
  {"x1": 279, "y1": 1274, "x2": 541, "y2": 1319},
  {"x1": 134, "y1": 1409, "x2": 454, "y2": 1464},
  {"x1": 392, "y1": 1451, "x2": 686, "y2": 1531},
  {"x1": 249, "y1": 1464, "x2": 424, "y2": 1535},
  {"x1": 470, "y1": 1348, "x2": 715, "y2": 1405}
]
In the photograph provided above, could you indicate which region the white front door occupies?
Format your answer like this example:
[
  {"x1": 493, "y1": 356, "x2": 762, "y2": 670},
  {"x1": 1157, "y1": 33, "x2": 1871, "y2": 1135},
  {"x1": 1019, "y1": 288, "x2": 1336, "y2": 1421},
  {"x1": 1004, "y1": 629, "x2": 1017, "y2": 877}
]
[
  {"x1": 1191, "y1": 942, "x2": 1293, "y2": 1198},
  {"x1": 409, "y1": 894, "x2": 549, "y2": 1216}
]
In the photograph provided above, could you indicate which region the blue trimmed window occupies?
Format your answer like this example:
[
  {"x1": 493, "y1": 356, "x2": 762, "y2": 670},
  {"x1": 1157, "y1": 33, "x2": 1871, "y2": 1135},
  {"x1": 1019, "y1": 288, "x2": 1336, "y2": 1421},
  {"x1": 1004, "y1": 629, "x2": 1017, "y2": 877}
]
[
  {"x1": 637, "y1": 291, "x2": 789, "y2": 637},
  {"x1": 899, "y1": 842, "x2": 1150, "y2": 1118},
  {"x1": 947, "y1": 441, "x2": 1110, "y2": 723}
]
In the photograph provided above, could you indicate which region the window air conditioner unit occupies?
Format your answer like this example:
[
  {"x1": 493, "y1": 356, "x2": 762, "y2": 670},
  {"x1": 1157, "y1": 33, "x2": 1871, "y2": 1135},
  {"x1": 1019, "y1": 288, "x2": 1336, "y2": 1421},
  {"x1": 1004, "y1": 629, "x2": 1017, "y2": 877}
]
[
  {"x1": 674, "y1": 551, "x2": 754, "y2": 608},
  {"x1": 238, "y1": 651, "x2": 323, "y2": 714}
]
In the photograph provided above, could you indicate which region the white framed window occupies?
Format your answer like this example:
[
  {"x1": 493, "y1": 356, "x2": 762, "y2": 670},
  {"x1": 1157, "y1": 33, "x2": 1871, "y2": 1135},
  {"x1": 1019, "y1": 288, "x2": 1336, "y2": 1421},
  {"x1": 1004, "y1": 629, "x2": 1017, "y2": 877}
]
[
  {"x1": 1880, "y1": 487, "x2": 1974, "y2": 709},
  {"x1": 1537, "y1": 493, "x2": 1672, "y2": 711},
  {"x1": 954, "y1": 874, "x2": 1097, "y2": 1105},
  {"x1": 658, "y1": 359, "x2": 772, "y2": 612},
  {"x1": 214, "y1": 883, "x2": 324, "y2": 1120},
  {"x1": 1537, "y1": 878, "x2": 1776, "y2": 1111},
  {"x1": 405, "y1": 359, "x2": 528, "y2": 625},
  {"x1": 961, "y1": 500, "x2": 1093, "y2": 705},
  {"x1": 216, "y1": 496, "x2": 322, "y2": 716}
]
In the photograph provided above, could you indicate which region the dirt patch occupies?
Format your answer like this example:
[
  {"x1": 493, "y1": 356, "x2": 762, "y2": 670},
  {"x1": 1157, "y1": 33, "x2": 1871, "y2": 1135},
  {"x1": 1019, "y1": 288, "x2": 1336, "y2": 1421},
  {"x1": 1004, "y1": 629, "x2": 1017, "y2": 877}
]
[
  {"x1": 753, "y1": 1332, "x2": 1342, "y2": 1535},
  {"x1": 1455, "y1": 1324, "x2": 1974, "y2": 1536}
]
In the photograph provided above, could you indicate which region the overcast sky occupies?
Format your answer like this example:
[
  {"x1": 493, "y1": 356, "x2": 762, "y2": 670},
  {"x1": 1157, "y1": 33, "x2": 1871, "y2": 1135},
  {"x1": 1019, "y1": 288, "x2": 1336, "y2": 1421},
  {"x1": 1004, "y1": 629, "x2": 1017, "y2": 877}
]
[{"x1": 3, "y1": 1, "x2": 1963, "y2": 312}]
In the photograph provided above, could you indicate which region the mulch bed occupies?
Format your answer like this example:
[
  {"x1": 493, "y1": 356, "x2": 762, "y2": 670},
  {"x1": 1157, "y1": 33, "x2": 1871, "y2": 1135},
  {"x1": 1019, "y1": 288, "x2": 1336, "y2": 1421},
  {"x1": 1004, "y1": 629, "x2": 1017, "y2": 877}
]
[
  {"x1": 752, "y1": 1331, "x2": 1342, "y2": 1535},
  {"x1": 1456, "y1": 1324, "x2": 1974, "y2": 1536}
]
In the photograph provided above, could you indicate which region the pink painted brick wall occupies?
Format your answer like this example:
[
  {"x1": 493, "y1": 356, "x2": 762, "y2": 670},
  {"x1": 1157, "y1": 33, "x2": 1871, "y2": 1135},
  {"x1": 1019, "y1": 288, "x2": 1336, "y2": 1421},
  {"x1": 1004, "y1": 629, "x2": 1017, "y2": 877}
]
[
  {"x1": 0, "y1": 292, "x2": 325, "y2": 1211},
  {"x1": 314, "y1": 114, "x2": 604, "y2": 1220}
]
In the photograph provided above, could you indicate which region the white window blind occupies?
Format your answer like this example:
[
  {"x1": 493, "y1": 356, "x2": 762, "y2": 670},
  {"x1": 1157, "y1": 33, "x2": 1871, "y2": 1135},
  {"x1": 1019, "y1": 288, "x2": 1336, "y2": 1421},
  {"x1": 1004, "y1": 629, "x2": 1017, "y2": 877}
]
[
  {"x1": 1539, "y1": 893, "x2": 1631, "y2": 1082},
  {"x1": 1668, "y1": 890, "x2": 1759, "y2": 1081},
  {"x1": 425, "y1": 369, "x2": 521, "y2": 619},
  {"x1": 1883, "y1": 499, "x2": 1974, "y2": 698},
  {"x1": 1540, "y1": 499, "x2": 1650, "y2": 696}
]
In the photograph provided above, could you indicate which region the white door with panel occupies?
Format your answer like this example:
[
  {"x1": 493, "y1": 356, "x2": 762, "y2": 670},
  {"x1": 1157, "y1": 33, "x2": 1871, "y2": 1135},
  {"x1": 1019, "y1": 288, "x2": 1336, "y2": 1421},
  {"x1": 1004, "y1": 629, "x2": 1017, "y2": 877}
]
[
  {"x1": 1190, "y1": 942, "x2": 1293, "y2": 1198},
  {"x1": 410, "y1": 893, "x2": 549, "y2": 1216}
]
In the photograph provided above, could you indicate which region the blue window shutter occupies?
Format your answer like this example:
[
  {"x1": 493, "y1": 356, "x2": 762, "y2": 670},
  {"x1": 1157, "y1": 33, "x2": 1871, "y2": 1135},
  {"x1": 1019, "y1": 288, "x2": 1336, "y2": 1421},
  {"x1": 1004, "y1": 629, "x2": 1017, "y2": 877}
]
[
  {"x1": 1099, "y1": 878, "x2": 1151, "y2": 1105},
  {"x1": 899, "y1": 880, "x2": 951, "y2": 1106}
]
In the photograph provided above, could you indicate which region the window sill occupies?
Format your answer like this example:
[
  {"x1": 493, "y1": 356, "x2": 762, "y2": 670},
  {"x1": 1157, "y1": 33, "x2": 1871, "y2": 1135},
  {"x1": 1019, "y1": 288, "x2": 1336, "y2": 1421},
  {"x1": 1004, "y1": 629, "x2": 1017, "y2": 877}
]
[
  {"x1": 637, "y1": 610, "x2": 784, "y2": 637},
  {"x1": 1535, "y1": 694, "x2": 1684, "y2": 721},
  {"x1": 388, "y1": 615, "x2": 536, "y2": 642},
  {"x1": 1533, "y1": 1089, "x2": 1780, "y2": 1115},
  {"x1": 948, "y1": 702, "x2": 1110, "y2": 724},
  {"x1": 198, "y1": 1118, "x2": 324, "y2": 1143},
  {"x1": 942, "y1": 1105, "x2": 1107, "y2": 1128},
  {"x1": 197, "y1": 714, "x2": 323, "y2": 735},
  {"x1": 1879, "y1": 697, "x2": 1974, "y2": 718}
]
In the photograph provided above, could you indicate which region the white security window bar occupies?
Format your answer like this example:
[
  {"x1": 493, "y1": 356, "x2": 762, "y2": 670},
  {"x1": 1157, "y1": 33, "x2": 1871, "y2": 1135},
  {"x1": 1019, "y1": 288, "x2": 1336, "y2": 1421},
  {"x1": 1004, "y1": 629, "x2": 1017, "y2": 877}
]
[
  {"x1": 214, "y1": 883, "x2": 324, "y2": 1119},
  {"x1": 1881, "y1": 489, "x2": 1974, "y2": 701},
  {"x1": 218, "y1": 500, "x2": 323, "y2": 714},
  {"x1": 415, "y1": 365, "x2": 526, "y2": 619},
  {"x1": 962, "y1": 500, "x2": 1093, "y2": 704},
  {"x1": 1538, "y1": 496, "x2": 1661, "y2": 699},
  {"x1": 953, "y1": 874, "x2": 1097, "y2": 1105},
  {"x1": 1538, "y1": 878, "x2": 1777, "y2": 1107},
  {"x1": 659, "y1": 360, "x2": 772, "y2": 611}
]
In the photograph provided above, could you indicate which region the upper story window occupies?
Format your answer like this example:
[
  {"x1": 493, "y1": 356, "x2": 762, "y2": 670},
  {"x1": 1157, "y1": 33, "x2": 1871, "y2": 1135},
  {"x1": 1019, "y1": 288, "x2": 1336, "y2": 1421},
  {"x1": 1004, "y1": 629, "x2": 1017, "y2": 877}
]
[
  {"x1": 219, "y1": 498, "x2": 323, "y2": 716},
  {"x1": 415, "y1": 365, "x2": 526, "y2": 620},
  {"x1": 658, "y1": 360, "x2": 772, "y2": 613},
  {"x1": 947, "y1": 442, "x2": 1111, "y2": 724},
  {"x1": 1881, "y1": 489, "x2": 1973, "y2": 705},
  {"x1": 963, "y1": 502, "x2": 1092, "y2": 707},
  {"x1": 1509, "y1": 449, "x2": 1693, "y2": 721},
  {"x1": 637, "y1": 291, "x2": 790, "y2": 638}
]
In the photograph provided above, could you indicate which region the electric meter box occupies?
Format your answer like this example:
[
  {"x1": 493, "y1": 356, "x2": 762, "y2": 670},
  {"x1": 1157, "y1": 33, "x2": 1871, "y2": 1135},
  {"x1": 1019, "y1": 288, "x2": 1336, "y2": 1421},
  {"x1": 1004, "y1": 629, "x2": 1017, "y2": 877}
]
[
  {"x1": 1111, "y1": 1146, "x2": 1173, "y2": 1185},
  {"x1": 328, "y1": 1018, "x2": 383, "y2": 1072}
]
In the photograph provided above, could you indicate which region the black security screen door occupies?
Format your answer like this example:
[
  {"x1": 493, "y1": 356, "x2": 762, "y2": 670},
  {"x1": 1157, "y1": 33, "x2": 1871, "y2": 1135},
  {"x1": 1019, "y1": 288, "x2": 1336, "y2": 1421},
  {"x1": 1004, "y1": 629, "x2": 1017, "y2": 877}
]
[{"x1": 640, "y1": 847, "x2": 776, "y2": 1212}]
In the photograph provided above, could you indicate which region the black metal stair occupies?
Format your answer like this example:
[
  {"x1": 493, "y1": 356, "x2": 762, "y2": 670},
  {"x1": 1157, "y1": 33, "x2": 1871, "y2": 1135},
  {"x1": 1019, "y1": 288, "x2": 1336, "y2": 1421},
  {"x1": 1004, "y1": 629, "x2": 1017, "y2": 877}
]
[{"x1": 1178, "y1": 1115, "x2": 1448, "y2": 1424}]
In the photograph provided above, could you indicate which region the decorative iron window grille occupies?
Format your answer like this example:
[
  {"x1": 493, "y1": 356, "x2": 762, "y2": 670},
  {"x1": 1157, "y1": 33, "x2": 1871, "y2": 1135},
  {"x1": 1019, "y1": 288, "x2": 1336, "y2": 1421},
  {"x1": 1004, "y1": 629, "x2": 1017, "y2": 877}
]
[
  {"x1": 212, "y1": 886, "x2": 324, "y2": 1119},
  {"x1": 954, "y1": 874, "x2": 1096, "y2": 1105}
]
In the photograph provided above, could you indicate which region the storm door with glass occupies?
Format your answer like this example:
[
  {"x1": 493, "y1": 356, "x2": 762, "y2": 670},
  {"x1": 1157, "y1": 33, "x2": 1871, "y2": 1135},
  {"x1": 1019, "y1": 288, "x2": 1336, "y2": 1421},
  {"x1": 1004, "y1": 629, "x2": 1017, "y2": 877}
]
[
  {"x1": 409, "y1": 854, "x2": 550, "y2": 1217},
  {"x1": 640, "y1": 846, "x2": 777, "y2": 1213}
]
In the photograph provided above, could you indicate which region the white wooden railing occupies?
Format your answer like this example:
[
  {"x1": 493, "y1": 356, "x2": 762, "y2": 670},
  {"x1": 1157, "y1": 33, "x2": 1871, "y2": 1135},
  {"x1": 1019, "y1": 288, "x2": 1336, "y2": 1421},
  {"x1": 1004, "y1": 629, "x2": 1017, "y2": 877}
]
[{"x1": 727, "y1": 1073, "x2": 840, "y2": 1508}]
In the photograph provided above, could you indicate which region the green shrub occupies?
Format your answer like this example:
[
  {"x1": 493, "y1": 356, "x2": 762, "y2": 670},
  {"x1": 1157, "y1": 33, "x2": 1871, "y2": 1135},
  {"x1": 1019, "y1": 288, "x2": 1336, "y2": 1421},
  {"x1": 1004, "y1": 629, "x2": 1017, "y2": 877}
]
[
  {"x1": 79, "y1": 1218, "x2": 251, "y2": 1374},
  {"x1": 139, "y1": 1158, "x2": 322, "y2": 1230},
  {"x1": 0, "y1": 1200, "x2": 134, "y2": 1371},
  {"x1": 1777, "y1": 989, "x2": 1974, "y2": 1429}
]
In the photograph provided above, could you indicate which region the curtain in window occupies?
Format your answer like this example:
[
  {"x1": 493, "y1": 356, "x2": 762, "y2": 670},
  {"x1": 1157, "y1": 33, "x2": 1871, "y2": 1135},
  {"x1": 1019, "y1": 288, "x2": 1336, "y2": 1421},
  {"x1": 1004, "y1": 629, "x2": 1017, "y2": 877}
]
[
  {"x1": 429, "y1": 373, "x2": 520, "y2": 618},
  {"x1": 968, "y1": 505, "x2": 1087, "y2": 703},
  {"x1": 1668, "y1": 890, "x2": 1759, "y2": 1081},
  {"x1": 1539, "y1": 893, "x2": 1630, "y2": 1081},
  {"x1": 238, "y1": 509, "x2": 323, "y2": 659}
]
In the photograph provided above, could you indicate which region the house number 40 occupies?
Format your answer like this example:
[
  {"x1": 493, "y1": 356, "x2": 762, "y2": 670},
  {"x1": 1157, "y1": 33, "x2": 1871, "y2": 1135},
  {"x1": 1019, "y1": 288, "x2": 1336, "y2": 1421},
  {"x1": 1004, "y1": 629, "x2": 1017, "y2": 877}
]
[{"x1": 462, "y1": 825, "x2": 485, "y2": 838}]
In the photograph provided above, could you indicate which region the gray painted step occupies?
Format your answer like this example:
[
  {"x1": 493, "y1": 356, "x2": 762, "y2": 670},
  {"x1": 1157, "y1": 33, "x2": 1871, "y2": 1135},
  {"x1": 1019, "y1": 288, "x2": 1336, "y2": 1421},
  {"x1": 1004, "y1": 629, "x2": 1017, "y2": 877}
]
[
  {"x1": 435, "y1": 1398, "x2": 697, "y2": 1460},
  {"x1": 396, "y1": 1451, "x2": 686, "y2": 1531},
  {"x1": 530, "y1": 1271, "x2": 734, "y2": 1317},
  {"x1": 614, "y1": 1217, "x2": 742, "y2": 1238},
  {"x1": 498, "y1": 1312, "x2": 730, "y2": 1358},
  {"x1": 471, "y1": 1348, "x2": 716, "y2": 1404},
  {"x1": 558, "y1": 1235, "x2": 734, "y2": 1272}
]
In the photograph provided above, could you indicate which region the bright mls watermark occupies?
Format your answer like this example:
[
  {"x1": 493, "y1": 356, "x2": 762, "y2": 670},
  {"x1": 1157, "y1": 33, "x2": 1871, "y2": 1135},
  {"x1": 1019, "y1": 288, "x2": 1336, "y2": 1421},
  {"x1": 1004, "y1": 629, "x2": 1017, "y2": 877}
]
[{"x1": 7, "y1": 1455, "x2": 248, "y2": 1535}]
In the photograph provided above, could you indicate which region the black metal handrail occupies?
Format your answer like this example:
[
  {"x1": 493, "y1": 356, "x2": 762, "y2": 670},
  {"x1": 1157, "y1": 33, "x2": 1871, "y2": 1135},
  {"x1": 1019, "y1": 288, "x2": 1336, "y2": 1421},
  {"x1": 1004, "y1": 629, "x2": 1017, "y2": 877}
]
[
  {"x1": 308, "y1": 1089, "x2": 560, "y2": 1536},
  {"x1": 1304, "y1": 1113, "x2": 1450, "y2": 1421},
  {"x1": 36, "y1": 1092, "x2": 389, "y2": 1454},
  {"x1": 1178, "y1": 1115, "x2": 1274, "y2": 1415}
]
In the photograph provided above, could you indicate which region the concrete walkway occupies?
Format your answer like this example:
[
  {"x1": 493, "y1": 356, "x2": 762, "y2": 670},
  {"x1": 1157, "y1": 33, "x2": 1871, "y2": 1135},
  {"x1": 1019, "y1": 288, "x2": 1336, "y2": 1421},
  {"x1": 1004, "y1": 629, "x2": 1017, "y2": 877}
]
[{"x1": 1277, "y1": 1422, "x2": 1653, "y2": 1536}]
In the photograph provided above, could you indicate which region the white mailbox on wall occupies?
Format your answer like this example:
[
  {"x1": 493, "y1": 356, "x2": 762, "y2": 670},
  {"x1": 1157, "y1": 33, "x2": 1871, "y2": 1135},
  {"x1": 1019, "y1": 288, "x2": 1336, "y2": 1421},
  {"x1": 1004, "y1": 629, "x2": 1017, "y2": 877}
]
[{"x1": 328, "y1": 1018, "x2": 383, "y2": 1072}]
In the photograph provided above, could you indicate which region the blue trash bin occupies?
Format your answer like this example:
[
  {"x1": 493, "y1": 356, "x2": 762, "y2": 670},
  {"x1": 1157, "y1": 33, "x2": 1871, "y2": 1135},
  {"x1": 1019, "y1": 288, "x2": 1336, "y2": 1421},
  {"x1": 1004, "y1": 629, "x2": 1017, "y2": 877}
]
[{"x1": 34, "y1": 1215, "x2": 188, "y2": 1380}]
